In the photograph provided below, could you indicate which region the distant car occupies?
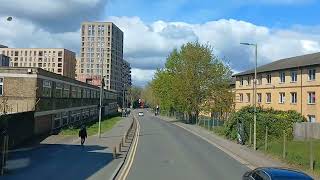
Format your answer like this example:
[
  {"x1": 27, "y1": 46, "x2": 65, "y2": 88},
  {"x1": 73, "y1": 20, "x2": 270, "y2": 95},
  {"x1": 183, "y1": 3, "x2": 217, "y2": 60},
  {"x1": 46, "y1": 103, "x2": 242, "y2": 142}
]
[
  {"x1": 243, "y1": 167, "x2": 313, "y2": 180},
  {"x1": 138, "y1": 112, "x2": 144, "y2": 116}
]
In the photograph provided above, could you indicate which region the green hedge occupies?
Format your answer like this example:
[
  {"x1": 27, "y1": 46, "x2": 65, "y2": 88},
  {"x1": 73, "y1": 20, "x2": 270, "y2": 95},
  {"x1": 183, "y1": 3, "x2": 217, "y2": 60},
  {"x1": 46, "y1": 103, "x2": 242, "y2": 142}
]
[{"x1": 223, "y1": 106, "x2": 306, "y2": 145}]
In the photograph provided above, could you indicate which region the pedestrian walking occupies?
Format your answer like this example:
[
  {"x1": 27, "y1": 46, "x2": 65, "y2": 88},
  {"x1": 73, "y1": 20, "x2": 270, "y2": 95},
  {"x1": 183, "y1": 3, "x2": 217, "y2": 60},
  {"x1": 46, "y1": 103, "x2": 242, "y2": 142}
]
[{"x1": 79, "y1": 125, "x2": 87, "y2": 146}]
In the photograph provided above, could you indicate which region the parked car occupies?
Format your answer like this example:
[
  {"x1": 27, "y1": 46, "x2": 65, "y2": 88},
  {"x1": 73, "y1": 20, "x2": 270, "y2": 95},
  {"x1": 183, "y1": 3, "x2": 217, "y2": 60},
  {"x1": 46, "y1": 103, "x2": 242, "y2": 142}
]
[
  {"x1": 243, "y1": 167, "x2": 313, "y2": 180},
  {"x1": 138, "y1": 112, "x2": 144, "y2": 116}
]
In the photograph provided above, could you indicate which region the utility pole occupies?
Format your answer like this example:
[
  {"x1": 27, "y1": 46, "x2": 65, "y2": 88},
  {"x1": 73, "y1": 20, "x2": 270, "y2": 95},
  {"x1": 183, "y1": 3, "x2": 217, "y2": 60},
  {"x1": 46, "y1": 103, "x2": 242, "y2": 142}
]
[
  {"x1": 241, "y1": 42, "x2": 258, "y2": 150},
  {"x1": 98, "y1": 49, "x2": 104, "y2": 138}
]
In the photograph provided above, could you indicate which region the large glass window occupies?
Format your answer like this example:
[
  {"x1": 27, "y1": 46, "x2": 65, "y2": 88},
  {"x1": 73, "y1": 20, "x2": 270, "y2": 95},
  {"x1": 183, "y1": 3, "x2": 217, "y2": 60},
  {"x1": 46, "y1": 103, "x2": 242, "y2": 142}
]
[
  {"x1": 279, "y1": 72, "x2": 286, "y2": 83},
  {"x1": 55, "y1": 82, "x2": 63, "y2": 98},
  {"x1": 291, "y1": 71, "x2": 297, "y2": 82},
  {"x1": 246, "y1": 93, "x2": 250, "y2": 103},
  {"x1": 42, "y1": 80, "x2": 52, "y2": 97},
  {"x1": 291, "y1": 92, "x2": 297, "y2": 104},
  {"x1": 239, "y1": 93, "x2": 243, "y2": 102},
  {"x1": 308, "y1": 115, "x2": 316, "y2": 123},
  {"x1": 257, "y1": 93, "x2": 262, "y2": 103},
  {"x1": 266, "y1": 74, "x2": 272, "y2": 84},
  {"x1": 308, "y1": 69, "x2": 316, "y2": 81},
  {"x1": 308, "y1": 92, "x2": 316, "y2": 104},
  {"x1": 266, "y1": 93, "x2": 271, "y2": 103},
  {"x1": 0, "y1": 78, "x2": 3, "y2": 96},
  {"x1": 279, "y1": 92, "x2": 285, "y2": 104},
  {"x1": 63, "y1": 84, "x2": 70, "y2": 98},
  {"x1": 71, "y1": 86, "x2": 77, "y2": 98}
]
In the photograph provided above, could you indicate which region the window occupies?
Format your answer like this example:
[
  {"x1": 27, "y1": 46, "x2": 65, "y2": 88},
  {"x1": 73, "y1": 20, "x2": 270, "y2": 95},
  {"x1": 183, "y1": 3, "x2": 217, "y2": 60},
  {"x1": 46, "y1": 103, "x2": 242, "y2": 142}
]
[
  {"x1": 266, "y1": 93, "x2": 271, "y2": 103},
  {"x1": 256, "y1": 75, "x2": 262, "y2": 85},
  {"x1": 77, "y1": 87, "x2": 82, "y2": 98},
  {"x1": 239, "y1": 94, "x2": 243, "y2": 102},
  {"x1": 62, "y1": 112, "x2": 69, "y2": 126},
  {"x1": 55, "y1": 82, "x2": 63, "y2": 98},
  {"x1": 266, "y1": 73, "x2": 272, "y2": 84},
  {"x1": 291, "y1": 92, "x2": 297, "y2": 104},
  {"x1": 240, "y1": 77, "x2": 244, "y2": 86},
  {"x1": 0, "y1": 78, "x2": 3, "y2": 96},
  {"x1": 279, "y1": 92, "x2": 285, "y2": 104},
  {"x1": 38, "y1": 51, "x2": 43, "y2": 56},
  {"x1": 308, "y1": 115, "x2": 316, "y2": 123},
  {"x1": 53, "y1": 113, "x2": 61, "y2": 129},
  {"x1": 246, "y1": 93, "x2": 250, "y2": 103},
  {"x1": 257, "y1": 93, "x2": 262, "y2": 103},
  {"x1": 71, "y1": 86, "x2": 77, "y2": 98},
  {"x1": 291, "y1": 71, "x2": 297, "y2": 82},
  {"x1": 279, "y1": 71, "x2": 285, "y2": 83},
  {"x1": 58, "y1": 51, "x2": 63, "y2": 57},
  {"x1": 308, "y1": 92, "x2": 316, "y2": 104},
  {"x1": 247, "y1": 76, "x2": 251, "y2": 85},
  {"x1": 14, "y1": 51, "x2": 19, "y2": 56},
  {"x1": 63, "y1": 84, "x2": 70, "y2": 98},
  {"x1": 308, "y1": 69, "x2": 316, "y2": 81},
  {"x1": 42, "y1": 80, "x2": 52, "y2": 97}
]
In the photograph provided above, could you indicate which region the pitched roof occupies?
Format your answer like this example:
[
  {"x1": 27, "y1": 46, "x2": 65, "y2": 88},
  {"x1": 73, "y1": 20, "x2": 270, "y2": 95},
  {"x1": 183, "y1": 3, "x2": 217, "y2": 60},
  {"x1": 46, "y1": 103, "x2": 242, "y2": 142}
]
[{"x1": 234, "y1": 52, "x2": 320, "y2": 76}]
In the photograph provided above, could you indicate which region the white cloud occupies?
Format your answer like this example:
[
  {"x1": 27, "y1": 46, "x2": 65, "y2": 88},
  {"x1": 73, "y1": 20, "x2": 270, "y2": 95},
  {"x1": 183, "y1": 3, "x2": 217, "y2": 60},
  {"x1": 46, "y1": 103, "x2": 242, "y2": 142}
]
[
  {"x1": 131, "y1": 68, "x2": 156, "y2": 87},
  {"x1": 1, "y1": 15, "x2": 320, "y2": 86},
  {"x1": 0, "y1": 0, "x2": 107, "y2": 32}
]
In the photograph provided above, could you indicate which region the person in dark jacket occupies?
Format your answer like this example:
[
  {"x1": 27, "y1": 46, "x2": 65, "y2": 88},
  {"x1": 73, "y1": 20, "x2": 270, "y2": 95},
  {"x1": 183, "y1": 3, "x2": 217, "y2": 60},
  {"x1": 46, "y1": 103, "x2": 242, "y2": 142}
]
[{"x1": 79, "y1": 125, "x2": 87, "y2": 146}]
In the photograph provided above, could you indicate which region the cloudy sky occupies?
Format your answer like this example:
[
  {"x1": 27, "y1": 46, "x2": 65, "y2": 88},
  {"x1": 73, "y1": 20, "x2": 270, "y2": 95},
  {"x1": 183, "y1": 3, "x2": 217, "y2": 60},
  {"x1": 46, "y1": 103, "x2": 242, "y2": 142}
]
[{"x1": 0, "y1": 0, "x2": 320, "y2": 86}]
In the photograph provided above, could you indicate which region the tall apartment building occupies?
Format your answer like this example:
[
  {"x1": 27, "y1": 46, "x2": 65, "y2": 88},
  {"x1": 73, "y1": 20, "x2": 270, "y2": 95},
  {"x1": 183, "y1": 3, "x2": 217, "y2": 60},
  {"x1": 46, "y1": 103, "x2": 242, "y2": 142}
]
[
  {"x1": 77, "y1": 22, "x2": 124, "y2": 93},
  {"x1": 0, "y1": 47, "x2": 76, "y2": 78},
  {"x1": 234, "y1": 52, "x2": 320, "y2": 122},
  {"x1": 122, "y1": 60, "x2": 132, "y2": 87}
]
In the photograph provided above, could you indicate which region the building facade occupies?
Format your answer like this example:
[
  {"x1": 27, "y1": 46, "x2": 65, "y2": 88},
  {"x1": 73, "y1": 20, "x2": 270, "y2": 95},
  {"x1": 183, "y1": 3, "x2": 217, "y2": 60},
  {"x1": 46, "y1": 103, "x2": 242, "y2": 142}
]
[
  {"x1": 0, "y1": 67, "x2": 118, "y2": 135},
  {"x1": 0, "y1": 48, "x2": 76, "y2": 78},
  {"x1": 0, "y1": 54, "x2": 10, "y2": 67},
  {"x1": 121, "y1": 60, "x2": 132, "y2": 107},
  {"x1": 77, "y1": 22, "x2": 124, "y2": 92},
  {"x1": 234, "y1": 52, "x2": 320, "y2": 122}
]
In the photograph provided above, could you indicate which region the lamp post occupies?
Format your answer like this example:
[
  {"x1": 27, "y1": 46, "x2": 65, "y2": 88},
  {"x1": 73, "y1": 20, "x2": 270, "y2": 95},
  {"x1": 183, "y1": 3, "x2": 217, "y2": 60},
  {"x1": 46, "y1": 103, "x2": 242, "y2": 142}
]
[
  {"x1": 98, "y1": 49, "x2": 105, "y2": 138},
  {"x1": 240, "y1": 42, "x2": 258, "y2": 150}
]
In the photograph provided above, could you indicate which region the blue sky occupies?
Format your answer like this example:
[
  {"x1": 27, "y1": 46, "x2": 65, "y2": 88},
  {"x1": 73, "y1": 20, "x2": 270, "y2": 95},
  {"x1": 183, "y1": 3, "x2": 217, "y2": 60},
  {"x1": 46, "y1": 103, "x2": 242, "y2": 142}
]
[
  {"x1": 105, "y1": 0, "x2": 320, "y2": 28},
  {"x1": 0, "y1": 0, "x2": 320, "y2": 86}
]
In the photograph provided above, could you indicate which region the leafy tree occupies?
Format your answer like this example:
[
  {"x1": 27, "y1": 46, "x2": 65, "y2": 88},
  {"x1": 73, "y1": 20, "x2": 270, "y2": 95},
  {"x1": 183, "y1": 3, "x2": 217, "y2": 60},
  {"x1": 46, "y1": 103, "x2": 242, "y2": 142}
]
[{"x1": 150, "y1": 42, "x2": 233, "y2": 123}]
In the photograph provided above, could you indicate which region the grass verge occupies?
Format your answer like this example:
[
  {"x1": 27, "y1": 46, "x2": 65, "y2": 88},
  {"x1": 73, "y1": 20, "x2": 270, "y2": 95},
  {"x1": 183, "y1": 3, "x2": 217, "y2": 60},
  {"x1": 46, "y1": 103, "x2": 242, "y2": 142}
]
[
  {"x1": 260, "y1": 139, "x2": 320, "y2": 176},
  {"x1": 60, "y1": 115, "x2": 121, "y2": 136}
]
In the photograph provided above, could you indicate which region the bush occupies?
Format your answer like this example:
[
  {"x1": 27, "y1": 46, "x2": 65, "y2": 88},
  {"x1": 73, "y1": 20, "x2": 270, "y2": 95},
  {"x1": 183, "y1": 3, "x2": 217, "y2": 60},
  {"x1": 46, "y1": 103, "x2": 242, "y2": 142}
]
[{"x1": 223, "y1": 106, "x2": 305, "y2": 144}]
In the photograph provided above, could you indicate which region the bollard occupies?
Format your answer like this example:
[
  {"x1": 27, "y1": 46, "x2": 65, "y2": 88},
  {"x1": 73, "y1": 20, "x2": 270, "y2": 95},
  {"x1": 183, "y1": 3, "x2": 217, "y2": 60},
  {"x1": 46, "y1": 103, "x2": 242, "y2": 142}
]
[
  {"x1": 113, "y1": 146, "x2": 117, "y2": 159},
  {"x1": 283, "y1": 130, "x2": 286, "y2": 159},
  {"x1": 265, "y1": 126, "x2": 268, "y2": 152},
  {"x1": 309, "y1": 124, "x2": 314, "y2": 171},
  {"x1": 249, "y1": 123, "x2": 252, "y2": 145}
]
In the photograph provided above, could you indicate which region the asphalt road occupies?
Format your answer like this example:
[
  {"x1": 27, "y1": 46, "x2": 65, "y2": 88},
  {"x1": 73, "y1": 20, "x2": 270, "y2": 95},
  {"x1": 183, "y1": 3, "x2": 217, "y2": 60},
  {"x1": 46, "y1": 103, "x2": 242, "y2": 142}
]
[{"x1": 127, "y1": 111, "x2": 250, "y2": 180}]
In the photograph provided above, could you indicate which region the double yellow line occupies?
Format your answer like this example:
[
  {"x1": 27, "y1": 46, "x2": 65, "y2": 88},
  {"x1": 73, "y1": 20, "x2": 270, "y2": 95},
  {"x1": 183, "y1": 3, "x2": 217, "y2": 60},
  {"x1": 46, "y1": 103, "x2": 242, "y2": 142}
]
[{"x1": 117, "y1": 117, "x2": 140, "y2": 180}]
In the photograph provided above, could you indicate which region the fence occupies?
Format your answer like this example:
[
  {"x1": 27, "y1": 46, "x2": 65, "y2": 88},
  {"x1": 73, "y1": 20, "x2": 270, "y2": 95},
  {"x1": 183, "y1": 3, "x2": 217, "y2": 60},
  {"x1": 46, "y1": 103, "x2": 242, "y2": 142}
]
[{"x1": 294, "y1": 122, "x2": 320, "y2": 140}]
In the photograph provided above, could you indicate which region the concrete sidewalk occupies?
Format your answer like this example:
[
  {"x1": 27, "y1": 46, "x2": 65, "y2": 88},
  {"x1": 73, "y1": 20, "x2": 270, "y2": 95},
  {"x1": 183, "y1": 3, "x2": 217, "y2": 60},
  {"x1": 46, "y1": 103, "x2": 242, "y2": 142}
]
[
  {"x1": 3, "y1": 116, "x2": 133, "y2": 180},
  {"x1": 157, "y1": 113, "x2": 287, "y2": 169}
]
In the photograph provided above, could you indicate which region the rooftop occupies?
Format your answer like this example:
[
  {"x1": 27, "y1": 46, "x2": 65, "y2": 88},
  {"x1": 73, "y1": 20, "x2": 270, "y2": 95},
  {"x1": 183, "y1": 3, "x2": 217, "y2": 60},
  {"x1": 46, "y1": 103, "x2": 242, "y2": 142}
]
[{"x1": 234, "y1": 52, "x2": 320, "y2": 76}]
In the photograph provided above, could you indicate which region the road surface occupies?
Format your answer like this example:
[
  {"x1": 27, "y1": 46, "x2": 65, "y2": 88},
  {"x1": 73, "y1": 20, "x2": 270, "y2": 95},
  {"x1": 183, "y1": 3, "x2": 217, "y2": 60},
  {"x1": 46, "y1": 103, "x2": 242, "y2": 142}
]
[{"x1": 126, "y1": 111, "x2": 250, "y2": 180}]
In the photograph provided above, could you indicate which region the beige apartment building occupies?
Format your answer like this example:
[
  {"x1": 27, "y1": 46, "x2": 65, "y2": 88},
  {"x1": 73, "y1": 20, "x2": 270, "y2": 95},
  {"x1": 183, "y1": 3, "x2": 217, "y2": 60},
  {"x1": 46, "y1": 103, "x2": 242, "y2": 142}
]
[
  {"x1": 234, "y1": 52, "x2": 320, "y2": 122},
  {"x1": 77, "y1": 22, "x2": 124, "y2": 92},
  {"x1": 0, "y1": 47, "x2": 76, "y2": 78}
]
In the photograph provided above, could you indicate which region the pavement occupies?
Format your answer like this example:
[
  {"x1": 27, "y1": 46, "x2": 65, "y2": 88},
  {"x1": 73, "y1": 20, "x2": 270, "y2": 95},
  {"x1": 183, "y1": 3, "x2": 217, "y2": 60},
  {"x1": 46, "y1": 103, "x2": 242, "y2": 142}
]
[
  {"x1": 126, "y1": 110, "x2": 250, "y2": 180},
  {"x1": 159, "y1": 113, "x2": 288, "y2": 169},
  {"x1": 2, "y1": 116, "x2": 133, "y2": 180}
]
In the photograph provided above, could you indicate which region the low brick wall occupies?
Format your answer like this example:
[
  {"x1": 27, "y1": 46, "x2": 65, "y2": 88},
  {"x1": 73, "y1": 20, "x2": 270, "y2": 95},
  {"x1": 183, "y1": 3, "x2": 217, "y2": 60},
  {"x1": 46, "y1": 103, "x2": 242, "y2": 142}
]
[
  {"x1": 0, "y1": 111, "x2": 35, "y2": 148},
  {"x1": 294, "y1": 122, "x2": 320, "y2": 140}
]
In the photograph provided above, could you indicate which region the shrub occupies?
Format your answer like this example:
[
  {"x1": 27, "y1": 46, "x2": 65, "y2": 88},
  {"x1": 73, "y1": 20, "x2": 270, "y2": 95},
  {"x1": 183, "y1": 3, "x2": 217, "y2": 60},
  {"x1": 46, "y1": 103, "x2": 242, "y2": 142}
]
[{"x1": 223, "y1": 106, "x2": 305, "y2": 144}]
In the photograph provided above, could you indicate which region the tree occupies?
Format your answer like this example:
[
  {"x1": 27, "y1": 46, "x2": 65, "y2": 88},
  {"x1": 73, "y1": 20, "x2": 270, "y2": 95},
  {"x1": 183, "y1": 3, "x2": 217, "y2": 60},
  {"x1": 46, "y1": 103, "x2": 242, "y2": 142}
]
[
  {"x1": 129, "y1": 86, "x2": 142, "y2": 108},
  {"x1": 151, "y1": 42, "x2": 233, "y2": 123}
]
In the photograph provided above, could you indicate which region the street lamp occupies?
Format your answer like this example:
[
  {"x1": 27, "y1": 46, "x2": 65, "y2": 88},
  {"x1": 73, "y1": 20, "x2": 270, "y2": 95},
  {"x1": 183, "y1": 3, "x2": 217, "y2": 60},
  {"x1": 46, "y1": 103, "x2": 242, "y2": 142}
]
[
  {"x1": 98, "y1": 48, "x2": 116, "y2": 138},
  {"x1": 240, "y1": 42, "x2": 258, "y2": 150}
]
